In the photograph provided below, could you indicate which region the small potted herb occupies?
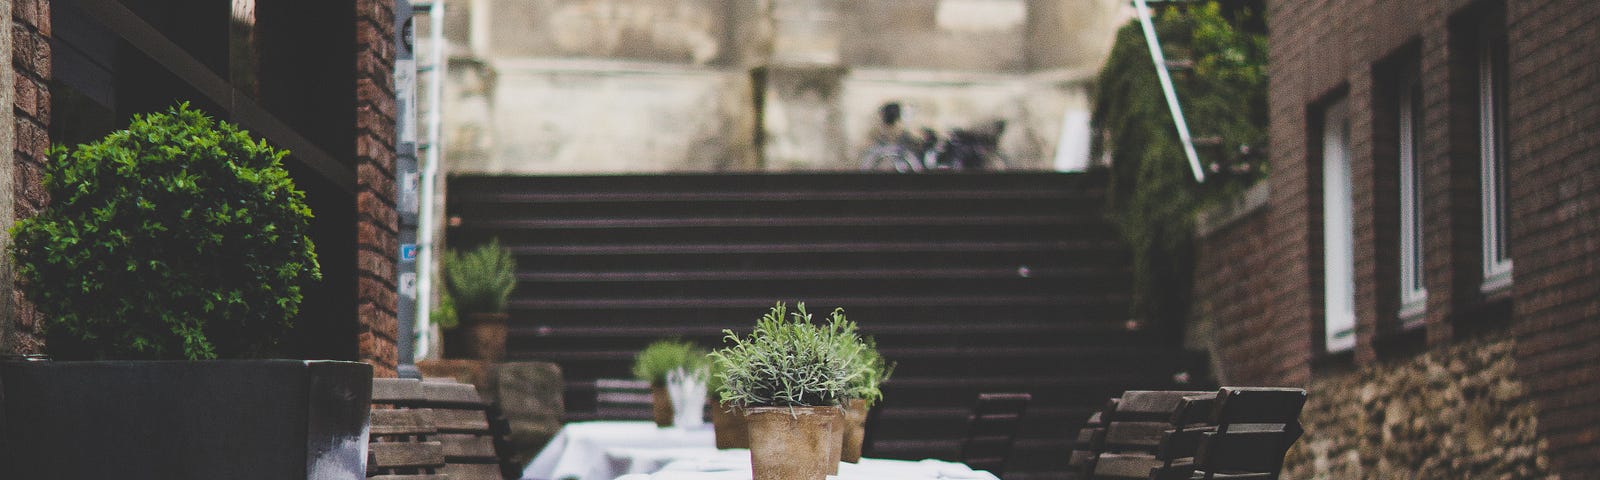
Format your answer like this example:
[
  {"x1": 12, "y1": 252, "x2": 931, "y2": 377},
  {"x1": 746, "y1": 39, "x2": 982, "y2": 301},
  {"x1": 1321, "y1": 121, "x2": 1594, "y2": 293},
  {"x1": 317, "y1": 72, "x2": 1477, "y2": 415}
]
[
  {"x1": 710, "y1": 303, "x2": 860, "y2": 480},
  {"x1": 442, "y1": 239, "x2": 517, "y2": 361},
  {"x1": 632, "y1": 339, "x2": 709, "y2": 427},
  {"x1": 2, "y1": 103, "x2": 369, "y2": 479}
]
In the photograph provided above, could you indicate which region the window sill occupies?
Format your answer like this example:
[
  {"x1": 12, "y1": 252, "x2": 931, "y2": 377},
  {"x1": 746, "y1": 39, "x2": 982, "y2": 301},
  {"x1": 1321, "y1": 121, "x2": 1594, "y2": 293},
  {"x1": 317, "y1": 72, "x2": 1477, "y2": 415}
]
[
  {"x1": 1480, "y1": 269, "x2": 1513, "y2": 297},
  {"x1": 1398, "y1": 294, "x2": 1428, "y2": 329}
]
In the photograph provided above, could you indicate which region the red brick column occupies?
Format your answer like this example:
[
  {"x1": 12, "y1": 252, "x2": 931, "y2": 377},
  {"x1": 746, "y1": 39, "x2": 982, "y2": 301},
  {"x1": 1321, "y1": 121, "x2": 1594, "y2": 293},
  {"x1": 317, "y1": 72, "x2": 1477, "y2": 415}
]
[
  {"x1": 354, "y1": 0, "x2": 400, "y2": 377},
  {"x1": 7, "y1": 0, "x2": 51, "y2": 354}
]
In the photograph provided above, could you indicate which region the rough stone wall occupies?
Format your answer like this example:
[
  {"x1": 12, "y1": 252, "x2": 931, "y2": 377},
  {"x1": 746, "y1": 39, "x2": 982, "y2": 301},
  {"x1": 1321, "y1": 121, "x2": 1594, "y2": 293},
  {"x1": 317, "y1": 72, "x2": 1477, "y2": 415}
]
[
  {"x1": 441, "y1": 0, "x2": 1124, "y2": 174},
  {"x1": 3, "y1": 0, "x2": 50, "y2": 355},
  {"x1": 1283, "y1": 336, "x2": 1557, "y2": 479},
  {"x1": 355, "y1": 0, "x2": 400, "y2": 378}
]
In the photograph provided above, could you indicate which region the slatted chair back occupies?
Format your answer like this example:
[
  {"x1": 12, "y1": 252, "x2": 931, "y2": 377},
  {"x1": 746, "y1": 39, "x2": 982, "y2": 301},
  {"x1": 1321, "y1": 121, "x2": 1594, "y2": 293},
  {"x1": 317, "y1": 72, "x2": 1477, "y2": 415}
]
[
  {"x1": 367, "y1": 408, "x2": 447, "y2": 480},
  {"x1": 1102, "y1": 391, "x2": 1209, "y2": 452},
  {"x1": 1065, "y1": 398, "x2": 1117, "y2": 479},
  {"x1": 959, "y1": 392, "x2": 1032, "y2": 477},
  {"x1": 1088, "y1": 391, "x2": 1211, "y2": 480},
  {"x1": 1150, "y1": 387, "x2": 1307, "y2": 480},
  {"x1": 594, "y1": 378, "x2": 654, "y2": 420},
  {"x1": 1214, "y1": 387, "x2": 1307, "y2": 431},
  {"x1": 1147, "y1": 394, "x2": 1221, "y2": 480},
  {"x1": 372, "y1": 378, "x2": 504, "y2": 480}
]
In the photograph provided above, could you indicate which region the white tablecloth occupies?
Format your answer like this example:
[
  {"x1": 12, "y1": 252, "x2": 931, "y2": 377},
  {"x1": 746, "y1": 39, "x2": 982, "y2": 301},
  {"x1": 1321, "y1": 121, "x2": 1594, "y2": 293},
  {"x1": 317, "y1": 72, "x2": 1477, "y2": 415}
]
[
  {"x1": 615, "y1": 450, "x2": 1001, "y2": 480},
  {"x1": 521, "y1": 421, "x2": 716, "y2": 480}
]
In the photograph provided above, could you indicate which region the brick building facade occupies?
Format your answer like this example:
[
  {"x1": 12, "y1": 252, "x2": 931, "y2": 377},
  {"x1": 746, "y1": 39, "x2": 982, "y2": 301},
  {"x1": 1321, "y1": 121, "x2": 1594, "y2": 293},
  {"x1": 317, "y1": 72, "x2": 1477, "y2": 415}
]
[
  {"x1": 1194, "y1": 0, "x2": 1598, "y2": 475},
  {"x1": 0, "y1": 0, "x2": 400, "y2": 376}
]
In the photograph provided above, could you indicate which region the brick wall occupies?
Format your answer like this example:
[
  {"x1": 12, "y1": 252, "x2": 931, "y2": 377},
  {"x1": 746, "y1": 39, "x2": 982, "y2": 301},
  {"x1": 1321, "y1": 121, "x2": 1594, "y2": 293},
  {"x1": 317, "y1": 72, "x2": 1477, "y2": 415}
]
[
  {"x1": 1193, "y1": 185, "x2": 1304, "y2": 386},
  {"x1": 7, "y1": 0, "x2": 50, "y2": 354},
  {"x1": 354, "y1": 0, "x2": 400, "y2": 378},
  {"x1": 1197, "y1": 0, "x2": 1600, "y2": 475},
  {"x1": 1501, "y1": 0, "x2": 1600, "y2": 471}
]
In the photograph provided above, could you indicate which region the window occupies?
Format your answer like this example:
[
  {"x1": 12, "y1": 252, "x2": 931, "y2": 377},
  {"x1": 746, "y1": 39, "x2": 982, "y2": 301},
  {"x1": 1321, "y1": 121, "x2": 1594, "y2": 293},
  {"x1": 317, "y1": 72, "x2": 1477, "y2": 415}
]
[
  {"x1": 1398, "y1": 79, "x2": 1427, "y2": 322},
  {"x1": 1322, "y1": 99, "x2": 1356, "y2": 353},
  {"x1": 1478, "y1": 33, "x2": 1512, "y2": 292}
]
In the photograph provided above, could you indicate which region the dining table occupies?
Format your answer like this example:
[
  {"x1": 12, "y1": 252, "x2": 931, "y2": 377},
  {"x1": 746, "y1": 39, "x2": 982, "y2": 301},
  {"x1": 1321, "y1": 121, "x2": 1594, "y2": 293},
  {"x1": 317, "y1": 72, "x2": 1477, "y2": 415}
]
[
  {"x1": 520, "y1": 421, "x2": 716, "y2": 480},
  {"x1": 520, "y1": 420, "x2": 999, "y2": 480}
]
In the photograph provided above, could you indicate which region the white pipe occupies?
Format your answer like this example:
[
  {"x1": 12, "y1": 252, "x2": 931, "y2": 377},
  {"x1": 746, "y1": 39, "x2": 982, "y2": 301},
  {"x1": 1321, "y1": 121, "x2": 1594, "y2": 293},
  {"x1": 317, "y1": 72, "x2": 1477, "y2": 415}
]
[
  {"x1": 414, "y1": 0, "x2": 446, "y2": 359},
  {"x1": 1133, "y1": 0, "x2": 1206, "y2": 183}
]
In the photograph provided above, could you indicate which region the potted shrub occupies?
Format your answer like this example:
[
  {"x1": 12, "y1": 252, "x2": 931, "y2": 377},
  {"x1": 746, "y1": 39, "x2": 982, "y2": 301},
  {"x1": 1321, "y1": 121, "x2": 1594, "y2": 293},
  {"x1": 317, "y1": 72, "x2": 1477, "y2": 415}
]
[
  {"x1": 839, "y1": 334, "x2": 892, "y2": 463},
  {"x1": 2, "y1": 104, "x2": 370, "y2": 479},
  {"x1": 442, "y1": 239, "x2": 517, "y2": 361},
  {"x1": 710, "y1": 303, "x2": 860, "y2": 480},
  {"x1": 632, "y1": 338, "x2": 709, "y2": 427},
  {"x1": 707, "y1": 360, "x2": 750, "y2": 449}
]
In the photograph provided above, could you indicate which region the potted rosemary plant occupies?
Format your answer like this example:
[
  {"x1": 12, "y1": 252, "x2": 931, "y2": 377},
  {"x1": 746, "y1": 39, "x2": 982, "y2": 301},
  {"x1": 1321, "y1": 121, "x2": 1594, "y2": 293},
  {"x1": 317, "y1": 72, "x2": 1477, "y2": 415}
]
[
  {"x1": 442, "y1": 239, "x2": 517, "y2": 361},
  {"x1": 710, "y1": 303, "x2": 862, "y2": 480},
  {"x1": 631, "y1": 338, "x2": 709, "y2": 427},
  {"x1": 2, "y1": 104, "x2": 369, "y2": 479}
]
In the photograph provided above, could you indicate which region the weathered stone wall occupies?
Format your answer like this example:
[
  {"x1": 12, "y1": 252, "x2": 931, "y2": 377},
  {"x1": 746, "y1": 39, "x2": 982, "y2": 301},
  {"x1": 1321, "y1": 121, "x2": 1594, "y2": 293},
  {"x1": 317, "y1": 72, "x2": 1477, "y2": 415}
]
[
  {"x1": 440, "y1": 0, "x2": 1125, "y2": 174},
  {"x1": 1283, "y1": 335, "x2": 1558, "y2": 479}
]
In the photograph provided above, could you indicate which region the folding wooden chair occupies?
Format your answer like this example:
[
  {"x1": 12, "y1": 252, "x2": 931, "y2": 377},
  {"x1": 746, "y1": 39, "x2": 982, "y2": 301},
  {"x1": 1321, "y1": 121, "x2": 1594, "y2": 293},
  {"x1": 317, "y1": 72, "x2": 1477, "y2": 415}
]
[
  {"x1": 367, "y1": 408, "x2": 447, "y2": 480},
  {"x1": 959, "y1": 392, "x2": 1032, "y2": 477},
  {"x1": 1088, "y1": 390, "x2": 1212, "y2": 480},
  {"x1": 1066, "y1": 397, "x2": 1117, "y2": 479},
  {"x1": 1148, "y1": 387, "x2": 1306, "y2": 480},
  {"x1": 372, "y1": 378, "x2": 505, "y2": 480}
]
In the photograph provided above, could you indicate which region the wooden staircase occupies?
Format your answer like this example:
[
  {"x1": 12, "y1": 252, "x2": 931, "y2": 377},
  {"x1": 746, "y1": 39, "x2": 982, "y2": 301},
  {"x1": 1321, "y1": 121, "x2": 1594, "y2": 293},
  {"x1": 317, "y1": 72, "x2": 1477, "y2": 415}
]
[{"x1": 445, "y1": 171, "x2": 1208, "y2": 479}]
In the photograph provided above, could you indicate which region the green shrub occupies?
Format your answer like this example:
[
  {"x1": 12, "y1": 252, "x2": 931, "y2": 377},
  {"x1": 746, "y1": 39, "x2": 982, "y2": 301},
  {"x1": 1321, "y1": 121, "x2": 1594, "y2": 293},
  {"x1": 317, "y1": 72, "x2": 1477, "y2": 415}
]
[
  {"x1": 843, "y1": 333, "x2": 893, "y2": 406},
  {"x1": 432, "y1": 289, "x2": 460, "y2": 330},
  {"x1": 443, "y1": 239, "x2": 516, "y2": 315},
  {"x1": 710, "y1": 303, "x2": 866, "y2": 408},
  {"x1": 9, "y1": 103, "x2": 320, "y2": 360},
  {"x1": 632, "y1": 338, "x2": 709, "y2": 386}
]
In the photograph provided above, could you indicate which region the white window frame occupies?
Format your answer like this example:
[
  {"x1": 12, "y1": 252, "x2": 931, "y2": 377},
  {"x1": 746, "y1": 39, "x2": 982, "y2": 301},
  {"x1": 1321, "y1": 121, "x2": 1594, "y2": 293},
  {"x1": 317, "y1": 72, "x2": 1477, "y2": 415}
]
[
  {"x1": 1478, "y1": 39, "x2": 1513, "y2": 293},
  {"x1": 1322, "y1": 100, "x2": 1356, "y2": 353},
  {"x1": 1398, "y1": 81, "x2": 1427, "y2": 323}
]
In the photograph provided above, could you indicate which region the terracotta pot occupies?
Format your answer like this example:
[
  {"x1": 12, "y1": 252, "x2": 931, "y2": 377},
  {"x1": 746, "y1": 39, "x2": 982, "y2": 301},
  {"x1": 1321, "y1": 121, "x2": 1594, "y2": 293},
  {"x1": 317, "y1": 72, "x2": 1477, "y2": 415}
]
[
  {"x1": 711, "y1": 400, "x2": 749, "y2": 449},
  {"x1": 826, "y1": 409, "x2": 844, "y2": 474},
  {"x1": 745, "y1": 406, "x2": 839, "y2": 480},
  {"x1": 841, "y1": 398, "x2": 869, "y2": 463},
  {"x1": 462, "y1": 313, "x2": 509, "y2": 362},
  {"x1": 651, "y1": 385, "x2": 675, "y2": 427}
]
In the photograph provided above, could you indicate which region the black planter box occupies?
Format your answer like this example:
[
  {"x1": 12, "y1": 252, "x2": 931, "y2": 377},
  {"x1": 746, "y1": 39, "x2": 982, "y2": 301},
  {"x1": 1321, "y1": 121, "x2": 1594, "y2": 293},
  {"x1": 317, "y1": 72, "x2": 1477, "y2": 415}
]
[{"x1": 0, "y1": 359, "x2": 372, "y2": 480}]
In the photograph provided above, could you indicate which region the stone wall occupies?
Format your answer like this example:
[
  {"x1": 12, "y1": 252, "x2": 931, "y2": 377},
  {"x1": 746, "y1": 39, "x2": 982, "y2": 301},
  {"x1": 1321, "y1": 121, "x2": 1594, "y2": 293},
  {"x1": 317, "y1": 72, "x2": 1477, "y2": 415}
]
[
  {"x1": 439, "y1": 0, "x2": 1124, "y2": 174},
  {"x1": 1283, "y1": 335, "x2": 1557, "y2": 479}
]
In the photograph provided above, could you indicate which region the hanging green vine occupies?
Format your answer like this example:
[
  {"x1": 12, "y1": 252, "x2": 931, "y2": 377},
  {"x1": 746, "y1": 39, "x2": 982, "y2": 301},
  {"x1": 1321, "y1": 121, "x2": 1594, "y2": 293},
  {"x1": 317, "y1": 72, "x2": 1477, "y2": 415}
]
[{"x1": 1092, "y1": 1, "x2": 1268, "y2": 329}]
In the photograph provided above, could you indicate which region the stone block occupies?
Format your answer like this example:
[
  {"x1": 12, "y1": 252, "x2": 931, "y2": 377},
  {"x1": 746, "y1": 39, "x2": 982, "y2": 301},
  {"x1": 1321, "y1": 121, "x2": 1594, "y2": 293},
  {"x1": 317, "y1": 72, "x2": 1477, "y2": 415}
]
[{"x1": 495, "y1": 362, "x2": 566, "y2": 469}]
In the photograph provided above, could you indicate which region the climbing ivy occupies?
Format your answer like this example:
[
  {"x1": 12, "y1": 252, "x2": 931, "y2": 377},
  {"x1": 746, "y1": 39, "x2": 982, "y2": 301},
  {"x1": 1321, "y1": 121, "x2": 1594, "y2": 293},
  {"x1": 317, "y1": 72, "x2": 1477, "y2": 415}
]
[{"x1": 1092, "y1": 1, "x2": 1268, "y2": 329}]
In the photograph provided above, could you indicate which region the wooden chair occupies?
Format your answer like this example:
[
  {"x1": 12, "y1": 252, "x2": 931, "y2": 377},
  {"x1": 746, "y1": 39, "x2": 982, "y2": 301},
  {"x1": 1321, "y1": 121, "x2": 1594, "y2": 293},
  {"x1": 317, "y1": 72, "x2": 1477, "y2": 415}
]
[
  {"x1": 959, "y1": 392, "x2": 1032, "y2": 477},
  {"x1": 1088, "y1": 390, "x2": 1212, "y2": 480},
  {"x1": 367, "y1": 408, "x2": 447, "y2": 480},
  {"x1": 372, "y1": 378, "x2": 505, "y2": 480},
  {"x1": 1148, "y1": 387, "x2": 1307, "y2": 480},
  {"x1": 1066, "y1": 398, "x2": 1117, "y2": 479},
  {"x1": 594, "y1": 378, "x2": 654, "y2": 420}
]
